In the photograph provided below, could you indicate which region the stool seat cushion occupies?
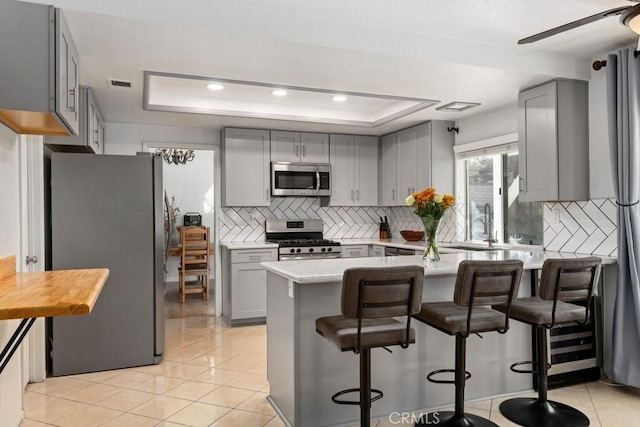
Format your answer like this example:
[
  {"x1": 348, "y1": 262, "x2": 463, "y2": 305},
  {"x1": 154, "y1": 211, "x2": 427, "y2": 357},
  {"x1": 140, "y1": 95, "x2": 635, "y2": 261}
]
[
  {"x1": 493, "y1": 297, "x2": 587, "y2": 326},
  {"x1": 414, "y1": 301, "x2": 507, "y2": 335},
  {"x1": 316, "y1": 315, "x2": 415, "y2": 351}
]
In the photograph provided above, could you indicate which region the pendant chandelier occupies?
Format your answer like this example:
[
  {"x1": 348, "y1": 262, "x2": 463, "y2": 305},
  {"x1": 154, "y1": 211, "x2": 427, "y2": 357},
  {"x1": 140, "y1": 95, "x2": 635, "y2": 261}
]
[{"x1": 155, "y1": 148, "x2": 195, "y2": 165}]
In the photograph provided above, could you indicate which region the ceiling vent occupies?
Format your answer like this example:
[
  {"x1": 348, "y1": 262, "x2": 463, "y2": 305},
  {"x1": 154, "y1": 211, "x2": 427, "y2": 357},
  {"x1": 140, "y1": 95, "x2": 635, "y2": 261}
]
[{"x1": 107, "y1": 78, "x2": 133, "y2": 91}]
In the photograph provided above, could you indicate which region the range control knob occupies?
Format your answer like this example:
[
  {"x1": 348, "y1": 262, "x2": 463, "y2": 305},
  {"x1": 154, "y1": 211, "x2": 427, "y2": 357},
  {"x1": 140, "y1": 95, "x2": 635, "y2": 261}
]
[
  {"x1": 290, "y1": 249, "x2": 295, "y2": 253},
  {"x1": 309, "y1": 248, "x2": 314, "y2": 253},
  {"x1": 321, "y1": 248, "x2": 326, "y2": 252},
  {"x1": 296, "y1": 248, "x2": 302, "y2": 253},
  {"x1": 327, "y1": 247, "x2": 332, "y2": 252}
]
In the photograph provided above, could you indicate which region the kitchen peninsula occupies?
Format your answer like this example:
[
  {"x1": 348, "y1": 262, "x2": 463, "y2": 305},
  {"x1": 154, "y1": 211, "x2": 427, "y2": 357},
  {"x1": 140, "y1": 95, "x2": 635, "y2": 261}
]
[{"x1": 262, "y1": 250, "x2": 615, "y2": 427}]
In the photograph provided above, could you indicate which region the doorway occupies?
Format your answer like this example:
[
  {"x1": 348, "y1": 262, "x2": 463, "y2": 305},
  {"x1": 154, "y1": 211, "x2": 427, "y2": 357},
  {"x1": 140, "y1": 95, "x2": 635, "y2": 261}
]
[{"x1": 144, "y1": 142, "x2": 216, "y2": 319}]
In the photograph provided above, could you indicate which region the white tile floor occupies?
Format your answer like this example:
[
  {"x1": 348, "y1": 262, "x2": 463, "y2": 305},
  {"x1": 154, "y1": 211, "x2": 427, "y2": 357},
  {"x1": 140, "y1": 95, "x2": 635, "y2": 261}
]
[{"x1": 20, "y1": 316, "x2": 640, "y2": 426}]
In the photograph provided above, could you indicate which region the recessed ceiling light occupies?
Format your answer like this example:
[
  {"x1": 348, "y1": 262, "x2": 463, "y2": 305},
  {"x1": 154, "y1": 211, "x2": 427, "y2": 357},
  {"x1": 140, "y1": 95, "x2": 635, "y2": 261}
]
[
  {"x1": 206, "y1": 83, "x2": 224, "y2": 91},
  {"x1": 436, "y1": 101, "x2": 481, "y2": 112},
  {"x1": 332, "y1": 95, "x2": 347, "y2": 102},
  {"x1": 272, "y1": 89, "x2": 288, "y2": 97}
]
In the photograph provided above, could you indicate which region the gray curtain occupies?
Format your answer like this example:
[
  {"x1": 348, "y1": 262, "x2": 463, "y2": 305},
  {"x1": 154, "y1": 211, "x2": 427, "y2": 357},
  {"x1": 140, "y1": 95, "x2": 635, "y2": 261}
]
[{"x1": 607, "y1": 48, "x2": 640, "y2": 387}]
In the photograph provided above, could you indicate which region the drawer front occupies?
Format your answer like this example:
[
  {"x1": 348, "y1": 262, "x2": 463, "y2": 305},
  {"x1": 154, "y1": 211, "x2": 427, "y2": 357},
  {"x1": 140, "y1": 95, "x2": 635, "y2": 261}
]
[
  {"x1": 231, "y1": 249, "x2": 277, "y2": 263},
  {"x1": 341, "y1": 245, "x2": 369, "y2": 258},
  {"x1": 370, "y1": 245, "x2": 385, "y2": 257}
]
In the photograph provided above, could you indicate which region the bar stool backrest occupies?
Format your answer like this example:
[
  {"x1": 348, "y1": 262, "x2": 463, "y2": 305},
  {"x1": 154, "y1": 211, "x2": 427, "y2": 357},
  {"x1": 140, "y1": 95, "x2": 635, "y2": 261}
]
[
  {"x1": 454, "y1": 260, "x2": 523, "y2": 307},
  {"x1": 453, "y1": 260, "x2": 523, "y2": 337},
  {"x1": 539, "y1": 257, "x2": 601, "y2": 302},
  {"x1": 341, "y1": 266, "x2": 424, "y2": 351},
  {"x1": 538, "y1": 257, "x2": 601, "y2": 326},
  {"x1": 341, "y1": 266, "x2": 424, "y2": 319}
]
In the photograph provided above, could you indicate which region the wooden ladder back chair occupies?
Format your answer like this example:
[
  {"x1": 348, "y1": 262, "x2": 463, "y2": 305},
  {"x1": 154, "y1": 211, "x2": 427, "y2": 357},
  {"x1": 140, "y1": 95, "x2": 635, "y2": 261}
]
[{"x1": 178, "y1": 226, "x2": 210, "y2": 302}]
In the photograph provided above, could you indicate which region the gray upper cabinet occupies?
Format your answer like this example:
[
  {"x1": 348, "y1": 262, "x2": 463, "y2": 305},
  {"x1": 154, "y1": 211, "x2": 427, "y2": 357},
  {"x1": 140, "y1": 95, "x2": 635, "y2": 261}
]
[
  {"x1": 518, "y1": 79, "x2": 589, "y2": 202},
  {"x1": 379, "y1": 133, "x2": 397, "y2": 205},
  {"x1": 329, "y1": 134, "x2": 378, "y2": 206},
  {"x1": 380, "y1": 121, "x2": 455, "y2": 206},
  {"x1": 222, "y1": 128, "x2": 271, "y2": 207},
  {"x1": 46, "y1": 86, "x2": 104, "y2": 153},
  {"x1": 271, "y1": 131, "x2": 329, "y2": 163},
  {"x1": 0, "y1": 3, "x2": 79, "y2": 136}
]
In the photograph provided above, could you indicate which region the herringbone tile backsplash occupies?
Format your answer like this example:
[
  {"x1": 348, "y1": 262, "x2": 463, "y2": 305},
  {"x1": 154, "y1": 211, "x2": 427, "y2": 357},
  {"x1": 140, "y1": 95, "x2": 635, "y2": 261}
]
[
  {"x1": 543, "y1": 199, "x2": 617, "y2": 257},
  {"x1": 220, "y1": 198, "x2": 618, "y2": 256},
  {"x1": 219, "y1": 198, "x2": 460, "y2": 242}
]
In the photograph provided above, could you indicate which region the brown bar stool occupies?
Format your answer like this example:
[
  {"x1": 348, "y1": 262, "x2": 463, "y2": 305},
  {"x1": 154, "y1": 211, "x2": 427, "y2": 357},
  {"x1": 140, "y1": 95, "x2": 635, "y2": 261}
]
[
  {"x1": 315, "y1": 266, "x2": 424, "y2": 427},
  {"x1": 493, "y1": 257, "x2": 601, "y2": 427},
  {"x1": 413, "y1": 260, "x2": 523, "y2": 427}
]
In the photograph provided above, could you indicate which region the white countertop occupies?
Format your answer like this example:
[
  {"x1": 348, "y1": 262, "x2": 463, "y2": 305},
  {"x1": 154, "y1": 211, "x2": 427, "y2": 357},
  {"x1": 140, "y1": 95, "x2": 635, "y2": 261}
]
[
  {"x1": 261, "y1": 250, "x2": 615, "y2": 284},
  {"x1": 219, "y1": 241, "x2": 279, "y2": 250}
]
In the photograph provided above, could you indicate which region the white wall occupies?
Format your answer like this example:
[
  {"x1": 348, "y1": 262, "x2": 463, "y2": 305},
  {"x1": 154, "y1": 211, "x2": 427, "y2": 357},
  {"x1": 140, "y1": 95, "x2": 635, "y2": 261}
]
[
  {"x1": 588, "y1": 66, "x2": 615, "y2": 199},
  {"x1": 104, "y1": 122, "x2": 219, "y2": 155},
  {"x1": 454, "y1": 103, "x2": 517, "y2": 146},
  {"x1": 0, "y1": 123, "x2": 26, "y2": 426}
]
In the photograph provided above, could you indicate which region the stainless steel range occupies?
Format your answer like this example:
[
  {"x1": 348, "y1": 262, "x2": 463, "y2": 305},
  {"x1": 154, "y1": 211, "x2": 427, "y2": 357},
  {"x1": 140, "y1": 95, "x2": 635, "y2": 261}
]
[{"x1": 265, "y1": 219, "x2": 341, "y2": 260}]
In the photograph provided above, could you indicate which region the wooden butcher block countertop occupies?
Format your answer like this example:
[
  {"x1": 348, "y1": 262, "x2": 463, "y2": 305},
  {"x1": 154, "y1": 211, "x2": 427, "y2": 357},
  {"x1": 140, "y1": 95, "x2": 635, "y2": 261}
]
[{"x1": 0, "y1": 255, "x2": 109, "y2": 320}]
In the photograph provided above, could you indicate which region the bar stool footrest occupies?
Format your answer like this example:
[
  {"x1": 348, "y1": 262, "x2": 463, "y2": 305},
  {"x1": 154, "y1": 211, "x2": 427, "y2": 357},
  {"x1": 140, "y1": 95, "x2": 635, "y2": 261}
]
[
  {"x1": 427, "y1": 368, "x2": 471, "y2": 384},
  {"x1": 509, "y1": 360, "x2": 551, "y2": 374},
  {"x1": 499, "y1": 397, "x2": 589, "y2": 427},
  {"x1": 331, "y1": 388, "x2": 383, "y2": 406}
]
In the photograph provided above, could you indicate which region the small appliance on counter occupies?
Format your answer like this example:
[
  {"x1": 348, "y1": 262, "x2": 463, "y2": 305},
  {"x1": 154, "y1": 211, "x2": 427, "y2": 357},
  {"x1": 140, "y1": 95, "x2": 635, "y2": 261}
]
[{"x1": 183, "y1": 212, "x2": 202, "y2": 226}]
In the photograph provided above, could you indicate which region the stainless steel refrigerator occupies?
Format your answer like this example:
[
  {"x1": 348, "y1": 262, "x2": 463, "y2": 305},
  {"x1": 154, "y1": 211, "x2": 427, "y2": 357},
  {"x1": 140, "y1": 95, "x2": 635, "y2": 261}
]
[{"x1": 49, "y1": 153, "x2": 164, "y2": 376}]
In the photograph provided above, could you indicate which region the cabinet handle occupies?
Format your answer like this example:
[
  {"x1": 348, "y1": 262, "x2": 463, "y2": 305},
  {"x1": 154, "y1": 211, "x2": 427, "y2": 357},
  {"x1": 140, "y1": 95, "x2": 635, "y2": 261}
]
[
  {"x1": 392, "y1": 189, "x2": 395, "y2": 201},
  {"x1": 249, "y1": 255, "x2": 261, "y2": 260},
  {"x1": 68, "y1": 88, "x2": 76, "y2": 112},
  {"x1": 351, "y1": 190, "x2": 355, "y2": 201},
  {"x1": 302, "y1": 145, "x2": 306, "y2": 158},
  {"x1": 408, "y1": 187, "x2": 411, "y2": 196},
  {"x1": 356, "y1": 190, "x2": 360, "y2": 201},
  {"x1": 519, "y1": 177, "x2": 524, "y2": 192},
  {"x1": 266, "y1": 188, "x2": 269, "y2": 200},
  {"x1": 295, "y1": 145, "x2": 299, "y2": 157}
]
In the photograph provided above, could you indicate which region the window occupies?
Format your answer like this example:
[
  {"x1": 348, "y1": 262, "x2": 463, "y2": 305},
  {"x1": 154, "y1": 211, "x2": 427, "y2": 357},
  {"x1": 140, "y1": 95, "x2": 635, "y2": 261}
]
[{"x1": 457, "y1": 142, "x2": 543, "y2": 246}]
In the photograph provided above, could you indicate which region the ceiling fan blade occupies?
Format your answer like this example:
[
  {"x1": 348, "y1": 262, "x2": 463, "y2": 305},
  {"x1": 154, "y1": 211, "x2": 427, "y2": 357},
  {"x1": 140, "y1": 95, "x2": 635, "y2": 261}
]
[{"x1": 518, "y1": 6, "x2": 631, "y2": 44}]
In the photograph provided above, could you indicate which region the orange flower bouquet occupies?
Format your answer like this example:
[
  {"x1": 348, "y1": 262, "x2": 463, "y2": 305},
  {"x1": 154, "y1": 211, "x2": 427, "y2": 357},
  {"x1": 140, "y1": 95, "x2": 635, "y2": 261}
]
[{"x1": 405, "y1": 187, "x2": 455, "y2": 260}]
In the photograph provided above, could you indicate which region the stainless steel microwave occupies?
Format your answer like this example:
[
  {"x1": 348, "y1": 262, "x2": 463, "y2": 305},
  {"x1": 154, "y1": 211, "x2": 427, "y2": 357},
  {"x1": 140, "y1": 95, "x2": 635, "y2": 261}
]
[{"x1": 271, "y1": 162, "x2": 331, "y2": 196}]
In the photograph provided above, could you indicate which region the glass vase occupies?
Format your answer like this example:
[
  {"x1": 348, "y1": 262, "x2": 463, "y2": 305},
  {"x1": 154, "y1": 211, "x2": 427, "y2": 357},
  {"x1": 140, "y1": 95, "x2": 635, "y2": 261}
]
[{"x1": 421, "y1": 216, "x2": 441, "y2": 261}]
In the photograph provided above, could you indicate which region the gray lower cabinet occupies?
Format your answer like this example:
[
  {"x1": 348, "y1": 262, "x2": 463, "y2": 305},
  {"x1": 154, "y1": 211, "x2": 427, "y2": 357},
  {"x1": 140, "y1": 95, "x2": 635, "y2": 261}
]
[
  {"x1": 341, "y1": 244, "x2": 369, "y2": 258},
  {"x1": 369, "y1": 245, "x2": 386, "y2": 257},
  {"x1": 221, "y1": 246, "x2": 277, "y2": 325}
]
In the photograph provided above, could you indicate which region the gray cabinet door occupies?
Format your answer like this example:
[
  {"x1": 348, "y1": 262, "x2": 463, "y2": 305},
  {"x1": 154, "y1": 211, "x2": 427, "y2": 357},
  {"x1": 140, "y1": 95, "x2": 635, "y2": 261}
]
[
  {"x1": 300, "y1": 132, "x2": 329, "y2": 163},
  {"x1": 329, "y1": 134, "x2": 355, "y2": 206},
  {"x1": 222, "y1": 128, "x2": 271, "y2": 206},
  {"x1": 271, "y1": 130, "x2": 300, "y2": 162},
  {"x1": 519, "y1": 79, "x2": 588, "y2": 202},
  {"x1": 231, "y1": 263, "x2": 267, "y2": 319},
  {"x1": 518, "y1": 81, "x2": 558, "y2": 201},
  {"x1": 379, "y1": 133, "x2": 397, "y2": 206},
  {"x1": 55, "y1": 9, "x2": 80, "y2": 136},
  {"x1": 354, "y1": 135, "x2": 378, "y2": 206}
]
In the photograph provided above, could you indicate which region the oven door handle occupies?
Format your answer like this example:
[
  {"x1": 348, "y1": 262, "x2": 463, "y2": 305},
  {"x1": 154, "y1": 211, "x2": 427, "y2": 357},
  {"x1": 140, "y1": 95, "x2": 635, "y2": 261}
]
[
  {"x1": 280, "y1": 253, "x2": 341, "y2": 261},
  {"x1": 314, "y1": 168, "x2": 320, "y2": 194}
]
